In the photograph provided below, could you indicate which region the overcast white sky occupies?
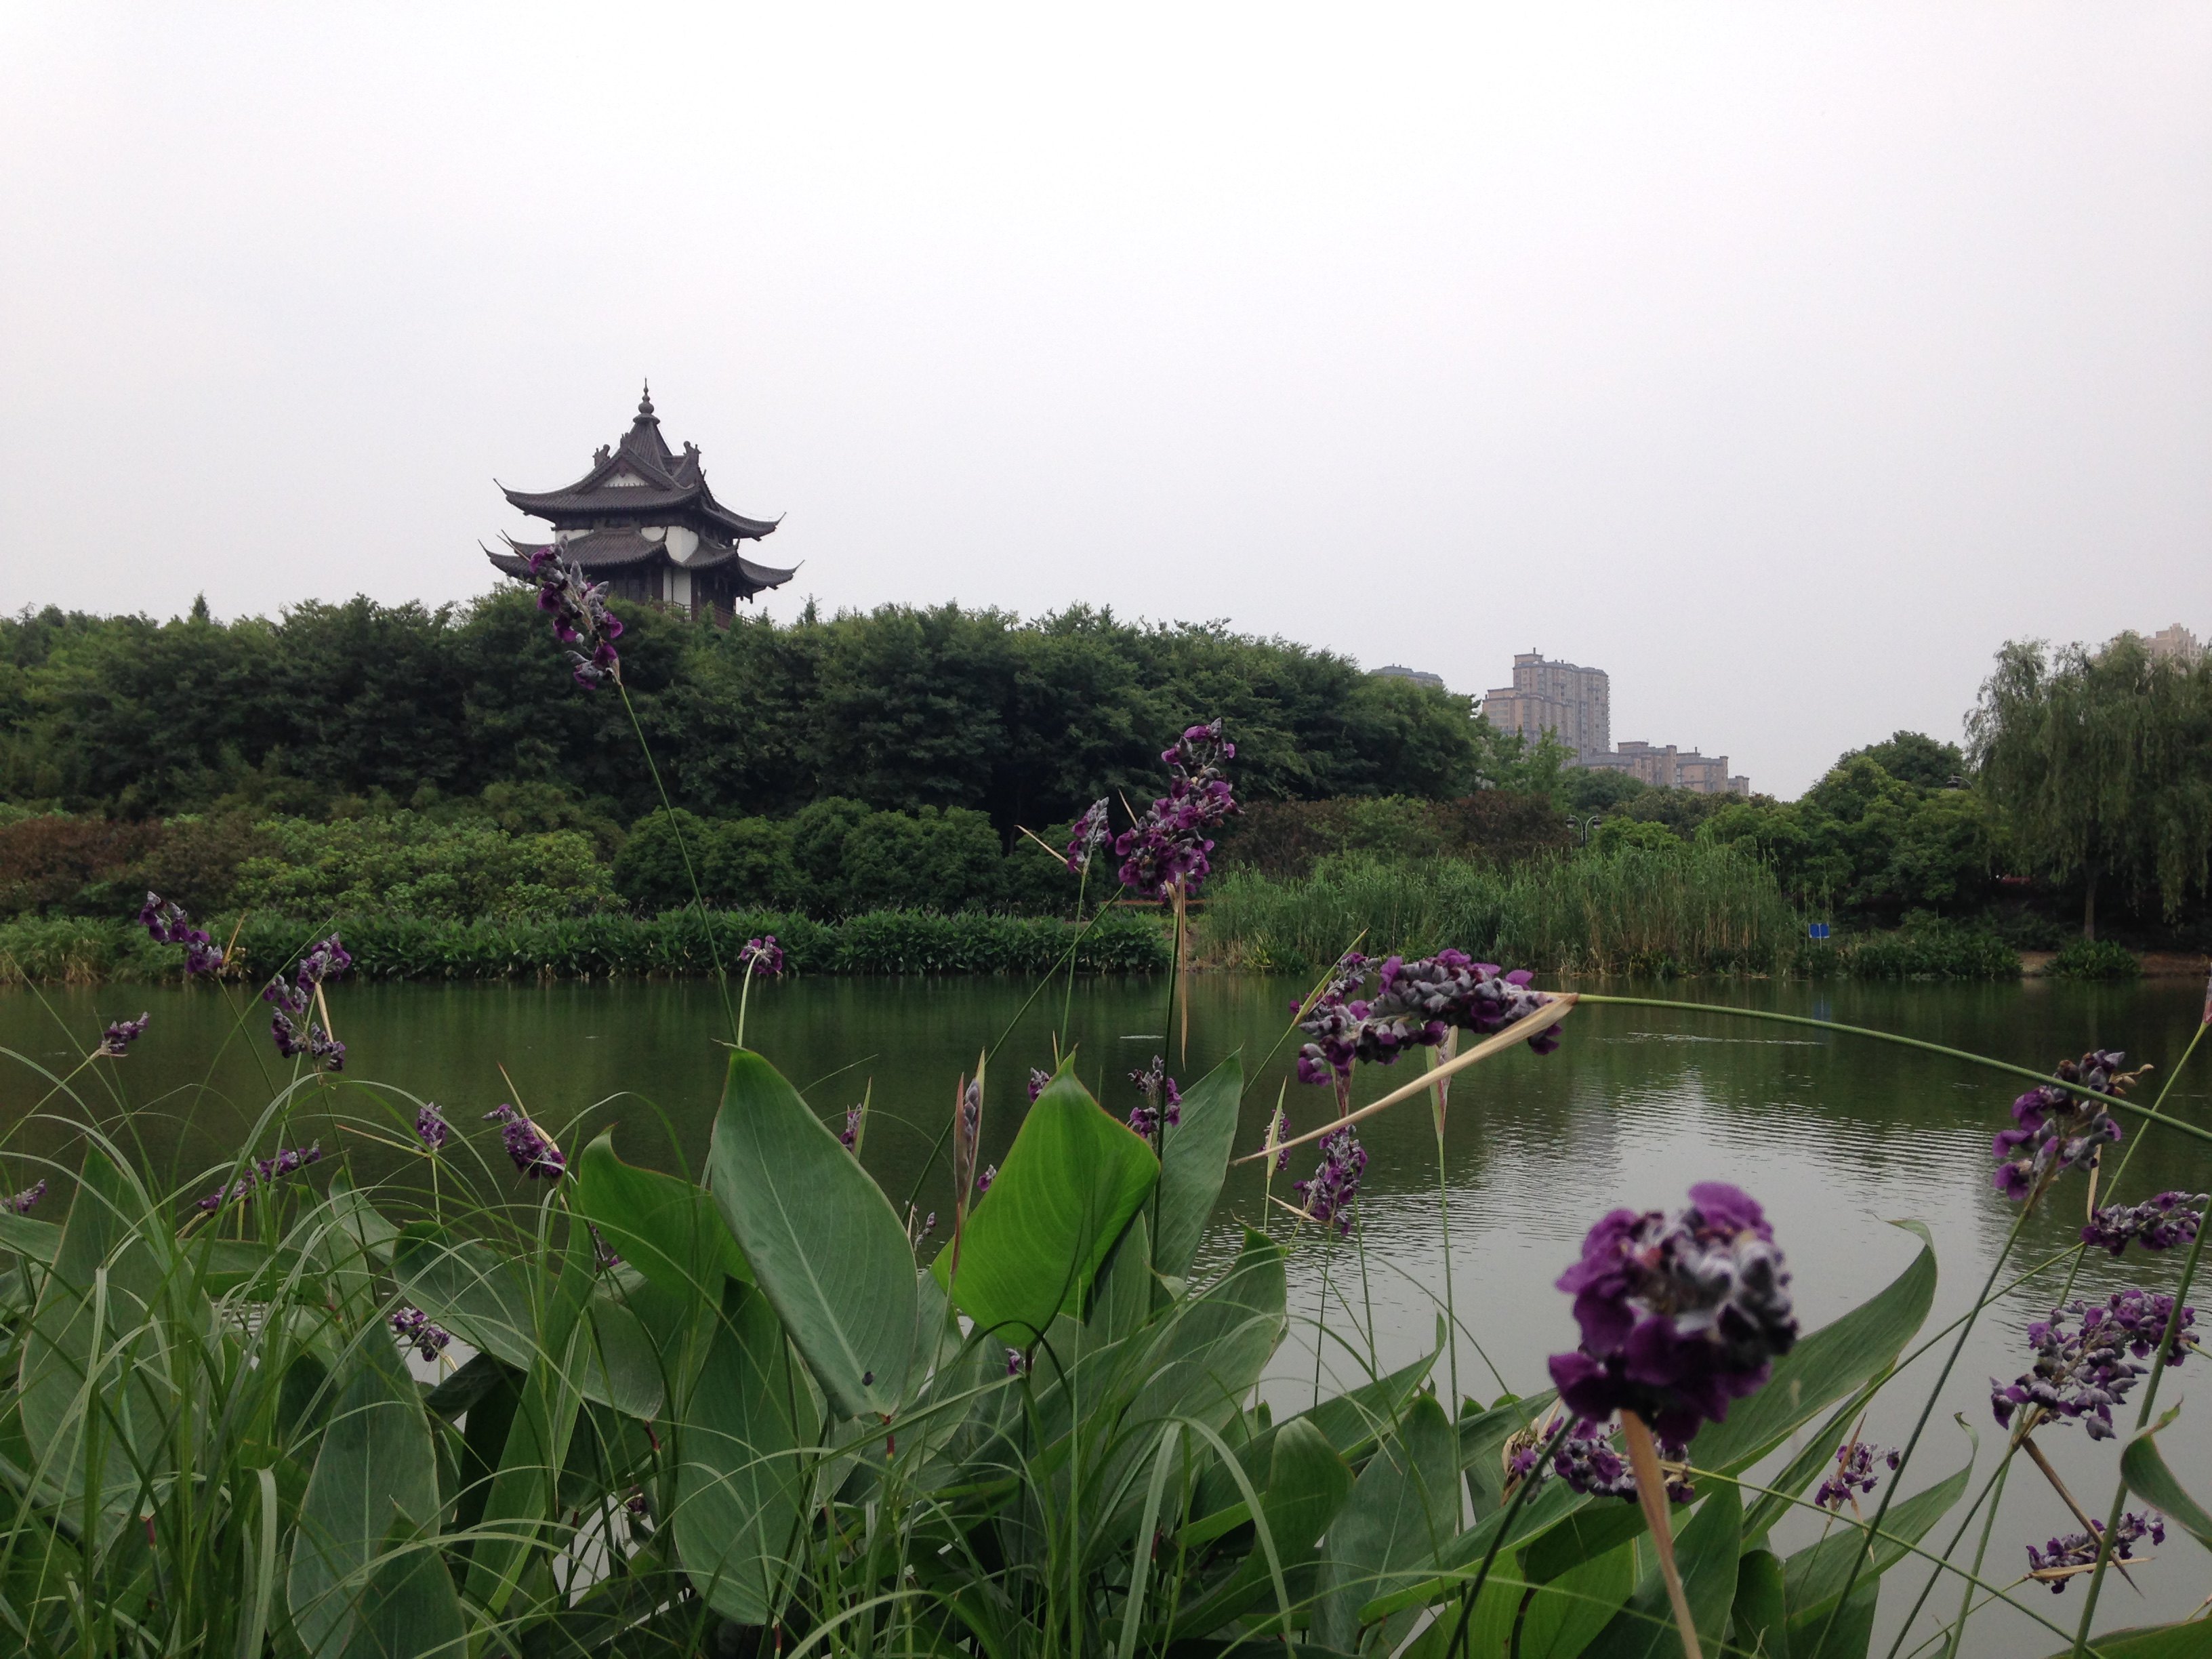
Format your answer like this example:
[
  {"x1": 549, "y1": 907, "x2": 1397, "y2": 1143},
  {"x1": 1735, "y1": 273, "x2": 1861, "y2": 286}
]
[{"x1": 3, "y1": 5, "x2": 2207, "y2": 797}]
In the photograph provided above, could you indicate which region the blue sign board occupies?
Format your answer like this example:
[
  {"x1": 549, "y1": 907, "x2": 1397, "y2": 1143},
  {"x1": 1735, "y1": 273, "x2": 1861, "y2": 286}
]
[{"x1": 1807, "y1": 922, "x2": 1831, "y2": 941}]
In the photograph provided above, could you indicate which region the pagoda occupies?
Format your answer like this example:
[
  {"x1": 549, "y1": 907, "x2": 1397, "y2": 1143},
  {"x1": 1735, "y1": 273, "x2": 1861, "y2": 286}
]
[{"x1": 486, "y1": 384, "x2": 795, "y2": 623}]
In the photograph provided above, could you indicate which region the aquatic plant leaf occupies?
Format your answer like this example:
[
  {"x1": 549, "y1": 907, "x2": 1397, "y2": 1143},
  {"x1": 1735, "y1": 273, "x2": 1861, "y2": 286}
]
[
  {"x1": 461, "y1": 1216, "x2": 594, "y2": 1618},
  {"x1": 1700, "y1": 1221, "x2": 1936, "y2": 1479},
  {"x1": 575, "y1": 1130, "x2": 749, "y2": 1298},
  {"x1": 672, "y1": 1281, "x2": 821, "y2": 1626},
  {"x1": 2036, "y1": 1625, "x2": 2212, "y2": 1659},
  {"x1": 2121, "y1": 1409, "x2": 2212, "y2": 1554},
  {"x1": 1316, "y1": 1391, "x2": 1461, "y2": 1651},
  {"x1": 1510, "y1": 1540, "x2": 1639, "y2": 1659},
  {"x1": 287, "y1": 1332, "x2": 441, "y2": 1658},
  {"x1": 1581, "y1": 1483, "x2": 1740, "y2": 1659},
  {"x1": 338, "y1": 1515, "x2": 466, "y2": 1659},
  {"x1": 18, "y1": 1145, "x2": 182, "y2": 1523},
  {"x1": 1087, "y1": 1211, "x2": 1155, "y2": 1348},
  {"x1": 0, "y1": 1211, "x2": 60, "y2": 1263},
  {"x1": 579, "y1": 1293, "x2": 667, "y2": 1420},
  {"x1": 1153, "y1": 1051, "x2": 1243, "y2": 1281},
  {"x1": 392, "y1": 1223, "x2": 537, "y2": 1370},
  {"x1": 933, "y1": 1066, "x2": 1157, "y2": 1345},
  {"x1": 1728, "y1": 1548, "x2": 1788, "y2": 1659},
  {"x1": 1780, "y1": 1458, "x2": 1969, "y2": 1631},
  {"x1": 1193, "y1": 1349, "x2": 1437, "y2": 1530},
  {"x1": 710, "y1": 1049, "x2": 916, "y2": 1418},
  {"x1": 1170, "y1": 1417, "x2": 1353, "y2": 1638}
]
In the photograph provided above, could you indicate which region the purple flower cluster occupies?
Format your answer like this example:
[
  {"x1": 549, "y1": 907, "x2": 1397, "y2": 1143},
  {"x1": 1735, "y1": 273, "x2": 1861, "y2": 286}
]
[
  {"x1": 1508, "y1": 1418, "x2": 1694, "y2": 1504},
  {"x1": 1126, "y1": 1057, "x2": 1182, "y2": 1139},
  {"x1": 1114, "y1": 720, "x2": 1238, "y2": 903},
  {"x1": 1295, "y1": 950, "x2": 1563, "y2": 1106},
  {"x1": 96, "y1": 1012, "x2": 150, "y2": 1057},
  {"x1": 414, "y1": 1102, "x2": 450, "y2": 1152},
  {"x1": 1006, "y1": 1347, "x2": 1029, "y2": 1377},
  {"x1": 1991, "y1": 1050, "x2": 2137, "y2": 1202},
  {"x1": 529, "y1": 546, "x2": 625, "y2": 691},
  {"x1": 1028, "y1": 1068, "x2": 1051, "y2": 1103},
  {"x1": 840, "y1": 1104, "x2": 864, "y2": 1152},
  {"x1": 7, "y1": 1180, "x2": 47, "y2": 1214},
  {"x1": 1292, "y1": 1126, "x2": 1368, "y2": 1237},
  {"x1": 2081, "y1": 1192, "x2": 2204, "y2": 1256},
  {"x1": 953, "y1": 1078, "x2": 983, "y2": 1200},
  {"x1": 1991, "y1": 1289, "x2": 2198, "y2": 1439},
  {"x1": 1814, "y1": 1439, "x2": 1900, "y2": 1510},
  {"x1": 739, "y1": 935, "x2": 785, "y2": 977},
  {"x1": 139, "y1": 893, "x2": 224, "y2": 975},
  {"x1": 391, "y1": 1305, "x2": 452, "y2": 1361},
  {"x1": 976, "y1": 1163, "x2": 996, "y2": 1195},
  {"x1": 1065, "y1": 798, "x2": 1110, "y2": 876},
  {"x1": 197, "y1": 1143, "x2": 322, "y2": 1214},
  {"x1": 1548, "y1": 1183, "x2": 1799, "y2": 1445},
  {"x1": 264, "y1": 935, "x2": 352, "y2": 1072},
  {"x1": 1269, "y1": 1108, "x2": 1292, "y2": 1173},
  {"x1": 2026, "y1": 1513, "x2": 2165, "y2": 1593},
  {"x1": 484, "y1": 1105, "x2": 565, "y2": 1181}
]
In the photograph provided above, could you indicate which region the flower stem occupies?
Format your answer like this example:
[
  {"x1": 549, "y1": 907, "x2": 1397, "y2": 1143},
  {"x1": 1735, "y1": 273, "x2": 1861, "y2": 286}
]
[
  {"x1": 1622, "y1": 1412, "x2": 1702, "y2": 1659},
  {"x1": 617, "y1": 682, "x2": 736, "y2": 1045}
]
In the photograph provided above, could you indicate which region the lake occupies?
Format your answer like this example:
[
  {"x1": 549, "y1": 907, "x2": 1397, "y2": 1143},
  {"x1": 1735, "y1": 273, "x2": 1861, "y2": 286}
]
[{"x1": 4, "y1": 970, "x2": 2209, "y2": 1654}]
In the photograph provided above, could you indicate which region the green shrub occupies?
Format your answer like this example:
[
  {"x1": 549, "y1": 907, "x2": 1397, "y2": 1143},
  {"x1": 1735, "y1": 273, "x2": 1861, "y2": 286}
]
[
  {"x1": 233, "y1": 813, "x2": 614, "y2": 921},
  {"x1": 2045, "y1": 937, "x2": 2142, "y2": 979},
  {"x1": 1824, "y1": 916, "x2": 2019, "y2": 980}
]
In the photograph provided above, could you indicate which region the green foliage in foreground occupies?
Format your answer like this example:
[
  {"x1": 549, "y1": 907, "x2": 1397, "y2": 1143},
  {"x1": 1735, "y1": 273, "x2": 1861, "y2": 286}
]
[
  {"x1": 0, "y1": 907, "x2": 1170, "y2": 987},
  {"x1": 5, "y1": 1020, "x2": 2200, "y2": 1657}
]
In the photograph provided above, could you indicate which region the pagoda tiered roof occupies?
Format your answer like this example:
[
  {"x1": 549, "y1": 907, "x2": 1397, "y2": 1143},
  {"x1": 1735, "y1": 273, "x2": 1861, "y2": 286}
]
[{"x1": 499, "y1": 384, "x2": 783, "y2": 542}]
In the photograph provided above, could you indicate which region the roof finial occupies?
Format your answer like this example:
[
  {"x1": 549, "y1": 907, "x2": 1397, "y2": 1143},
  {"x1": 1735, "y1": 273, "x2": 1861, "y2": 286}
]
[{"x1": 638, "y1": 380, "x2": 655, "y2": 418}]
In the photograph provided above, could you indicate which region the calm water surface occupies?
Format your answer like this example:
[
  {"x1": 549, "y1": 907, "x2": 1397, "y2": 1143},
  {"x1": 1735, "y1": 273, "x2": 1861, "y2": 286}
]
[{"x1": 4, "y1": 972, "x2": 2209, "y2": 1653}]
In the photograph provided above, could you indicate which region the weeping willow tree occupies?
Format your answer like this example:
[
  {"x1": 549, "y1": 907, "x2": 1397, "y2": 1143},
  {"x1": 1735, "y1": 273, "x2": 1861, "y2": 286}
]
[{"x1": 1968, "y1": 634, "x2": 2212, "y2": 937}]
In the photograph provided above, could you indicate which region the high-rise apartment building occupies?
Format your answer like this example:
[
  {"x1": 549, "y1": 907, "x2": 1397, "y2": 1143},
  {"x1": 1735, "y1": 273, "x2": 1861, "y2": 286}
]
[
  {"x1": 2146, "y1": 623, "x2": 2203, "y2": 665},
  {"x1": 1480, "y1": 653, "x2": 1612, "y2": 762}
]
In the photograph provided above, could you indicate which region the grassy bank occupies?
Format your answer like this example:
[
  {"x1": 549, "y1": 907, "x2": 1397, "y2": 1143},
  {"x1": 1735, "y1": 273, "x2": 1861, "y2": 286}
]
[
  {"x1": 1200, "y1": 846, "x2": 2037, "y2": 979},
  {"x1": 0, "y1": 905, "x2": 1169, "y2": 986}
]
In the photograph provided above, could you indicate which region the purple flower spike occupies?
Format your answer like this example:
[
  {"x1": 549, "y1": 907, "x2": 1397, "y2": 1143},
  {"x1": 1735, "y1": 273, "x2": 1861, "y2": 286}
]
[
  {"x1": 2026, "y1": 1513, "x2": 2165, "y2": 1593},
  {"x1": 1992, "y1": 1051, "x2": 2137, "y2": 1204},
  {"x1": 391, "y1": 1305, "x2": 452, "y2": 1361},
  {"x1": 414, "y1": 1102, "x2": 450, "y2": 1153},
  {"x1": 976, "y1": 1163, "x2": 996, "y2": 1195},
  {"x1": 196, "y1": 1143, "x2": 322, "y2": 1214},
  {"x1": 1990, "y1": 1288, "x2": 2198, "y2": 1439},
  {"x1": 1127, "y1": 1056, "x2": 1182, "y2": 1139},
  {"x1": 1065, "y1": 798, "x2": 1111, "y2": 876},
  {"x1": 1006, "y1": 1347, "x2": 1029, "y2": 1377},
  {"x1": 1027, "y1": 1068, "x2": 1052, "y2": 1103},
  {"x1": 1547, "y1": 1183, "x2": 1798, "y2": 1445},
  {"x1": 1293, "y1": 1126, "x2": 1368, "y2": 1237},
  {"x1": 1814, "y1": 1439, "x2": 1900, "y2": 1510},
  {"x1": 264, "y1": 935, "x2": 350, "y2": 1071},
  {"x1": 739, "y1": 935, "x2": 785, "y2": 977},
  {"x1": 2082, "y1": 1192, "x2": 2204, "y2": 1256},
  {"x1": 1115, "y1": 719, "x2": 1238, "y2": 903},
  {"x1": 840, "y1": 1104, "x2": 865, "y2": 1152},
  {"x1": 1268, "y1": 1109, "x2": 1292, "y2": 1173},
  {"x1": 532, "y1": 548, "x2": 624, "y2": 692},
  {"x1": 96, "y1": 1012, "x2": 150, "y2": 1057},
  {"x1": 1295, "y1": 949, "x2": 1561, "y2": 1107},
  {"x1": 8, "y1": 1180, "x2": 47, "y2": 1214},
  {"x1": 139, "y1": 891, "x2": 224, "y2": 975},
  {"x1": 484, "y1": 1104, "x2": 565, "y2": 1181}
]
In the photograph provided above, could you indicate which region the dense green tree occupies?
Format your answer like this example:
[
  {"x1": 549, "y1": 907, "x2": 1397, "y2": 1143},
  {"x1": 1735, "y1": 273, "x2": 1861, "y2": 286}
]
[
  {"x1": 1559, "y1": 769, "x2": 1647, "y2": 815},
  {"x1": 1969, "y1": 636, "x2": 2212, "y2": 937},
  {"x1": 1840, "y1": 731, "x2": 1965, "y2": 791}
]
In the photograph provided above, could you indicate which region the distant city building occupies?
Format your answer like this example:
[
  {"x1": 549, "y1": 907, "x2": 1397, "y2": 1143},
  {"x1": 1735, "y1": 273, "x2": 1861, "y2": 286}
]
[
  {"x1": 1481, "y1": 649, "x2": 1750, "y2": 795},
  {"x1": 1481, "y1": 653, "x2": 1612, "y2": 762},
  {"x1": 2144, "y1": 623, "x2": 2203, "y2": 665},
  {"x1": 1373, "y1": 664, "x2": 1447, "y2": 690},
  {"x1": 485, "y1": 384, "x2": 795, "y2": 625}
]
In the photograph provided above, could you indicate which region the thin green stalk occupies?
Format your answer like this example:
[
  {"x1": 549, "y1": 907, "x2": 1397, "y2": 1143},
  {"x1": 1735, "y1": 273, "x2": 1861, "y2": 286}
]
[
  {"x1": 1940, "y1": 1456, "x2": 2011, "y2": 1659},
  {"x1": 617, "y1": 682, "x2": 737, "y2": 1044},
  {"x1": 2069, "y1": 1027, "x2": 2212, "y2": 1653}
]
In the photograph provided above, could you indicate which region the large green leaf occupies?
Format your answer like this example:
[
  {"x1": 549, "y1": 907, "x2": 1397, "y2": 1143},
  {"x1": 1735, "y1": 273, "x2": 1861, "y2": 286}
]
[
  {"x1": 575, "y1": 1130, "x2": 748, "y2": 1298},
  {"x1": 710, "y1": 1050, "x2": 918, "y2": 1418},
  {"x1": 933, "y1": 1067, "x2": 1158, "y2": 1344},
  {"x1": 1582, "y1": 1483, "x2": 1741, "y2": 1659},
  {"x1": 391, "y1": 1223, "x2": 537, "y2": 1370},
  {"x1": 1153, "y1": 1052, "x2": 1243, "y2": 1282},
  {"x1": 2039, "y1": 1625, "x2": 2212, "y2": 1659},
  {"x1": 1729, "y1": 1548, "x2": 1789, "y2": 1659},
  {"x1": 0, "y1": 1210, "x2": 60, "y2": 1263},
  {"x1": 287, "y1": 1332, "x2": 441, "y2": 1658},
  {"x1": 1700, "y1": 1223, "x2": 1936, "y2": 1477},
  {"x1": 1781, "y1": 1458, "x2": 1971, "y2": 1631},
  {"x1": 1170, "y1": 1417, "x2": 1354, "y2": 1638},
  {"x1": 2121, "y1": 1409, "x2": 2212, "y2": 1555},
  {"x1": 672, "y1": 1282, "x2": 821, "y2": 1625},
  {"x1": 17, "y1": 1146, "x2": 182, "y2": 1522},
  {"x1": 461, "y1": 1217, "x2": 594, "y2": 1618},
  {"x1": 337, "y1": 1518, "x2": 466, "y2": 1659},
  {"x1": 1316, "y1": 1391, "x2": 1462, "y2": 1652},
  {"x1": 1793, "y1": 1581, "x2": 1875, "y2": 1659}
]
